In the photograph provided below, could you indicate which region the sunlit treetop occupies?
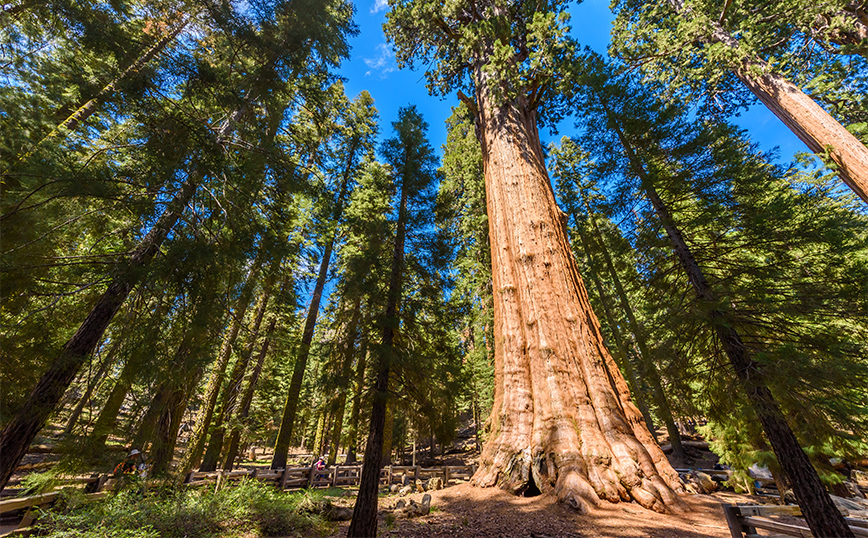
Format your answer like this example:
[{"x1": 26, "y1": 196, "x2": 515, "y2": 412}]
[{"x1": 384, "y1": 0, "x2": 579, "y2": 125}]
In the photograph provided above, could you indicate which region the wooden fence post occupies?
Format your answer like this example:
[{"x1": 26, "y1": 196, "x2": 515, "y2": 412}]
[
  {"x1": 444, "y1": 466, "x2": 451, "y2": 485},
  {"x1": 387, "y1": 465, "x2": 393, "y2": 487},
  {"x1": 331, "y1": 465, "x2": 340, "y2": 488},
  {"x1": 414, "y1": 465, "x2": 420, "y2": 483},
  {"x1": 721, "y1": 504, "x2": 746, "y2": 538},
  {"x1": 308, "y1": 464, "x2": 316, "y2": 488},
  {"x1": 279, "y1": 468, "x2": 289, "y2": 490}
]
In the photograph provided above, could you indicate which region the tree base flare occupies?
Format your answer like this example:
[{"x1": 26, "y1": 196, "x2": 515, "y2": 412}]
[{"x1": 472, "y1": 444, "x2": 688, "y2": 514}]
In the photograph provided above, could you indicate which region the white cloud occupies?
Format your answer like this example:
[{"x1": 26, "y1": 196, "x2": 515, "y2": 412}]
[
  {"x1": 371, "y1": 0, "x2": 388, "y2": 13},
  {"x1": 363, "y1": 43, "x2": 395, "y2": 78}
]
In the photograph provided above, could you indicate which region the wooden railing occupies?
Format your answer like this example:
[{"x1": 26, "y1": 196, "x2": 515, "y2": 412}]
[
  {"x1": 722, "y1": 504, "x2": 868, "y2": 538},
  {"x1": 183, "y1": 464, "x2": 476, "y2": 491},
  {"x1": 0, "y1": 474, "x2": 110, "y2": 538}
]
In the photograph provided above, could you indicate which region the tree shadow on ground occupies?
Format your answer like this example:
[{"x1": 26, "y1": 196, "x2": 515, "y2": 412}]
[{"x1": 325, "y1": 482, "x2": 734, "y2": 538}]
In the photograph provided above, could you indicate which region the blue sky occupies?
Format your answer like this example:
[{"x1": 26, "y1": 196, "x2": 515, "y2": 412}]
[{"x1": 339, "y1": 0, "x2": 805, "y2": 165}]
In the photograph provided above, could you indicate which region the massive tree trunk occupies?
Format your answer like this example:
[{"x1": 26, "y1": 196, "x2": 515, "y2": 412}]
[
  {"x1": 466, "y1": 64, "x2": 684, "y2": 513},
  {"x1": 327, "y1": 297, "x2": 362, "y2": 465},
  {"x1": 584, "y1": 214, "x2": 685, "y2": 460},
  {"x1": 222, "y1": 316, "x2": 275, "y2": 471},
  {"x1": 179, "y1": 260, "x2": 263, "y2": 473},
  {"x1": 0, "y1": 175, "x2": 197, "y2": 491},
  {"x1": 668, "y1": 0, "x2": 868, "y2": 205},
  {"x1": 609, "y1": 114, "x2": 855, "y2": 537}
]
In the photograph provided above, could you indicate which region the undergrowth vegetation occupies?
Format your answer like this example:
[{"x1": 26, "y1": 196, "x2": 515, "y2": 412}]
[{"x1": 33, "y1": 479, "x2": 334, "y2": 538}]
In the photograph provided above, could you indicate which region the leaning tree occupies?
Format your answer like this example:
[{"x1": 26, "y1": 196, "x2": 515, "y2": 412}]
[{"x1": 385, "y1": 0, "x2": 684, "y2": 513}]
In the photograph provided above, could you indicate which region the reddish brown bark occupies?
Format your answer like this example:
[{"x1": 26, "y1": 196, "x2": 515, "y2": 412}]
[
  {"x1": 669, "y1": 0, "x2": 868, "y2": 205},
  {"x1": 467, "y1": 65, "x2": 684, "y2": 513}
]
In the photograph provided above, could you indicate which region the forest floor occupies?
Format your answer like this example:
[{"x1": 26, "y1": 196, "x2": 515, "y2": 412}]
[{"x1": 322, "y1": 485, "x2": 746, "y2": 538}]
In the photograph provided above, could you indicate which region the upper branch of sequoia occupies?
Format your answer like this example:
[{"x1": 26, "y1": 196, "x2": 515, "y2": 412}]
[{"x1": 385, "y1": 0, "x2": 577, "y2": 122}]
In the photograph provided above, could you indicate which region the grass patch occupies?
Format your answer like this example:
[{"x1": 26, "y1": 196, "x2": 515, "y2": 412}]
[{"x1": 33, "y1": 479, "x2": 334, "y2": 538}]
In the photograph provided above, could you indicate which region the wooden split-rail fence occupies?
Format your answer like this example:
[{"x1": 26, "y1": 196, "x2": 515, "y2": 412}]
[
  {"x1": 0, "y1": 464, "x2": 475, "y2": 537},
  {"x1": 183, "y1": 464, "x2": 476, "y2": 490},
  {"x1": 723, "y1": 504, "x2": 868, "y2": 538}
]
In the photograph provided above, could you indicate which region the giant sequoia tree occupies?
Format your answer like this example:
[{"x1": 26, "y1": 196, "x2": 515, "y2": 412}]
[{"x1": 385, "y1": 1, "x2": 684, "y2": 512}]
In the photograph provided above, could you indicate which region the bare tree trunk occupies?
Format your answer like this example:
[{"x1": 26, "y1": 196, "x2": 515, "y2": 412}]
[
  {"x1": 200, "y1": 284, "x2": 271, "y2": 472},
  {"x1": 222, "y1": 316, "x2": 275, "y2": 471},
  {"x1": 343, "y1": 336, "x2": 368, "y2": 465},
  {"x1": 0, "y1": 175, "x2": 197, "y2": 491},
  {"x1": 669, "y1": 0, "x2": 868, "y2": 205},
  {"x1": 609, "y1": 111, "x2": 854, "y2": 536},
  {"x1": 179, "y1": 260, "x2": 263, "y2": 473},
  {"x1": 327, "y1": 297, "x2": 362, "y2": 465},
  {"x1": 465, "y1": 62, "x2": 683, "y2": 512},
  {"x1": 348, "y1": 145, "x2": 411, "y2": 538}
]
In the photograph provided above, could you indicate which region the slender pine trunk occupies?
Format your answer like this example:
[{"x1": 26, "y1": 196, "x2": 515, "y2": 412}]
[
  {"x1": 90, "y1": 372, "x2": 132, "y2": 447},
  {"x1": 271, "y1": 144, "x2": 358, "y2": 469},
  {"x1": 572, "y1": 223, "x2": 658, "y2": 440},
  {"x1": 0, "y1": 175, "x2": 197, "y2": 491},
  {"x1": 179, "y1": 260, "x2": 263, "y2": 473},
  {"x1": 347, "y1": 149, "x2": 410, "y2": 538},
  {"x1": 585, "y1": 213, "x2": 684, "y2": 458},
  {"x1": 643, "y1": 179, "x2": 854, "y2": 538},
  {"x1": 344, "y1": 336, "x2": 368, "y2": 465},
  {"x1": 611, "y1": 114, "x2": 854, "y2": 537},
  {"x1": 327, "y1": 297, "x2": 362, "y2": 465},
  {"x1": 200, "y1": 284, "x2": 271, "y2": 471},
  {"x1": 222, "y1": 316, "x2": 275, "y2": 471},
  {"x1": 63, "y1": 336, "x2": 123, "y2": 436},
  {"x1": 4, "y1": 17, "x2": 190, "y2": 176}
]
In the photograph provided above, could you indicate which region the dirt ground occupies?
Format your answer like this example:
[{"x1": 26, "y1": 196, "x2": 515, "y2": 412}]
[{"x1": 324, "y1": 484, "x2": 744, "y2": 538}]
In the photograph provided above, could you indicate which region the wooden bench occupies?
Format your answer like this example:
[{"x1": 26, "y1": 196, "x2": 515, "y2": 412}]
[{"x1": 722, "y1": 504, "x2": 868, "y2": 538}]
